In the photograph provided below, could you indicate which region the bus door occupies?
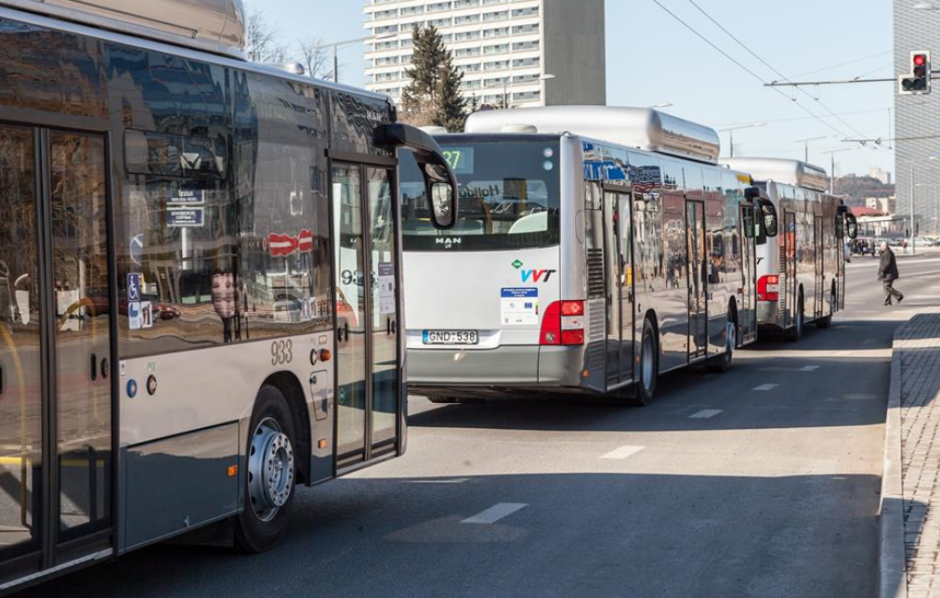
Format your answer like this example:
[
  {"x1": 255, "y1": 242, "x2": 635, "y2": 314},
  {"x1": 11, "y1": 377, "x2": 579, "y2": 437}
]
[
  {"x1": 686, "y1": 200, "x2": 707, "y2": 361},
  {"x1": 739, "y1": 204, "x2": 758, "y2": 344},
  {"x1": 814, "y1": 215, "x2": 825, "y2": 318},
  {"x1": 784, "y1": 212, "x2": 798, "y2": 327},
  {"x1": 603, "y1": 186, "x2": 635, "y2": 388},
  {"x1": 0, "y1": 126, "x2": 114, "y2": 584},
  {"x1": 332, "y1": 162, "x2": 401, "y2": 471}
]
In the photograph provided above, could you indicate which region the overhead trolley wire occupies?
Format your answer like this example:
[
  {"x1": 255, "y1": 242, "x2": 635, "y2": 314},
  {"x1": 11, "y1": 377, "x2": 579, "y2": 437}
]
[
  {"x1": 648, "y1": 0, "x2": 846, "y2": 139},
  {"x1": 682, "y1": 0, "x2": 874, "y2": 143}
]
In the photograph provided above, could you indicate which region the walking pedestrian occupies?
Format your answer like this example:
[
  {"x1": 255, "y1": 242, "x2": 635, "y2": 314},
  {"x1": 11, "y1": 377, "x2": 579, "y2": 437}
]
[{"x1": 878, "y1": 241, "x2": 904, "y2": 306}]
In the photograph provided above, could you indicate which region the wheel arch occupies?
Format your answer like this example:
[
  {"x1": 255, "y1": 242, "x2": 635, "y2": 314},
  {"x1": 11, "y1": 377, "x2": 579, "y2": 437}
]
[{"x1": 261, "y1": 372, "x2": 312, "y2": 485}]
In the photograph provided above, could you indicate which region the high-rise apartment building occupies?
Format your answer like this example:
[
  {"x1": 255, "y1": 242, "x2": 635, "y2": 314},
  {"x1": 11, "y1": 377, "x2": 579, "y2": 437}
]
[
  {"x1": 895, "y1": 0, "x2": 940, "y2": 234},
  {"x1": 363, "y1": 0, "x2": 606, "y2": 108}
]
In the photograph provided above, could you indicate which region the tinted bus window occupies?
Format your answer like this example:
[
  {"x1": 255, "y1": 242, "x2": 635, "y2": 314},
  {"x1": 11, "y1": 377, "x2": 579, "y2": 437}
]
[{"x1": 402, "y1": 141, "x2": 560, "y2": 251}]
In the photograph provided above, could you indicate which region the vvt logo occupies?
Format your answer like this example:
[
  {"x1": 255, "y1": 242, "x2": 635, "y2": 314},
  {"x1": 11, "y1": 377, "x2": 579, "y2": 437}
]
[{"x1": 521, "y1": 269, "x2": 557, "y2": 283}]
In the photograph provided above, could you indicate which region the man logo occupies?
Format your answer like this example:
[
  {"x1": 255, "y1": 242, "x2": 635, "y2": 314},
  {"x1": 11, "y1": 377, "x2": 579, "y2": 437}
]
[{"x1": 436, "y1": 237, "x2": 462, "y2": 250}]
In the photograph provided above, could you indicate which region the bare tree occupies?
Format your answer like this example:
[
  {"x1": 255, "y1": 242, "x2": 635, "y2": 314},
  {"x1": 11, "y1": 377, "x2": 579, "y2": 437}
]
[
  {"x1": 245, "y1": 6, "x2": 287, "y2": 64},
  {"x1": 298, "y1": 38, "x2": 332, "y2": 80}
]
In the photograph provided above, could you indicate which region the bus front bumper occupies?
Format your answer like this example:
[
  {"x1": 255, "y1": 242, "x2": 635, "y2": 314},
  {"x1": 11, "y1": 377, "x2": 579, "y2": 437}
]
[{"x1": 407, "y1": 345, "x2": 585, "y2": 392}]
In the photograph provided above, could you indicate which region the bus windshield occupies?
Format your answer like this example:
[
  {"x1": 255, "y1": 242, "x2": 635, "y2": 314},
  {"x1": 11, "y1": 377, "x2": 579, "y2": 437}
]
[{"x1": 402, "y1": 140, "x2": 561, "y2": 251}]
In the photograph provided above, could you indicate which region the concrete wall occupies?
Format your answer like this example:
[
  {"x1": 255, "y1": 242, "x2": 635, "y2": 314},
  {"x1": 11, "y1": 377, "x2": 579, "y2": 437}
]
[{"x1": 542, "y1": 0, "x2": 606, "y2": 106}]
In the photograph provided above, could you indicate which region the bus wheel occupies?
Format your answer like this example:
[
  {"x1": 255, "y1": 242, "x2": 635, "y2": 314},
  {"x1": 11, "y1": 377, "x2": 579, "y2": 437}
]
[
  {"x1": 709, "y1": 310, "x2": 737, "y2": 373},
  {"x1": 816, "y1": 290, "x2": 835, "y2": 329},
  {"x1": 788, "y1": 293, "x2": 805, "y2": 342},
  {"x1": 235, "y1": 385, "x2": 297, "y2": 553},
  {"x1": 631, "y1": 318, "x2": 659, "y2": 406}
]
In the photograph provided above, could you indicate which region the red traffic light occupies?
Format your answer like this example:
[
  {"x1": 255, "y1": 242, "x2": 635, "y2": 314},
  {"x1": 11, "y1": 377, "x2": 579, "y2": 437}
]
[{"x1": 915, "y1": 54, "x2": 928, "y2": 67}]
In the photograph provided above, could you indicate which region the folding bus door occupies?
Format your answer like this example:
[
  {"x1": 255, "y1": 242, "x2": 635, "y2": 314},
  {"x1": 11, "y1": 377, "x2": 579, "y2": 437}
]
[
  {"x1": 686, "y1": 200, "x2": 708, "y2": 361},
  {"x1": 332, "y1": 162, "x2": 401, "y2": 470},
  {"x1": 603, "y1": 186, "x2": 634, "y2": 388},
  {"x1": 0, "y1": 127, "x2": 114, "y2": 586},
  {"x1": 814, "y1": 215, "x2": 825, "y2": 318}
]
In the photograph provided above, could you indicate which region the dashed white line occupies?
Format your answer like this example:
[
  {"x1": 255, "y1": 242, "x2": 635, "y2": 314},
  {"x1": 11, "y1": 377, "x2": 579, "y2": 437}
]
[
  {"x1": 404, "y1": 478, "x2": 469, "y2": 485},
  {"x1": 834, "y1": 351, "x2": 854, "y2": 357},
  {"x1": 753, "y1": 384, "x2": 779, "y2": 391},
  {"x1": 462, "y1": 503, "x2": 528, "y2": 524},
  {"x1": 689, "y1": 409, "x2": 723, "y2": 419},
  {"x1": 800, "y1": 366, "x2": 821, "y2": 372},
  {"x1": 600, "y1": 446, "x2": 645, "y2": 460}
]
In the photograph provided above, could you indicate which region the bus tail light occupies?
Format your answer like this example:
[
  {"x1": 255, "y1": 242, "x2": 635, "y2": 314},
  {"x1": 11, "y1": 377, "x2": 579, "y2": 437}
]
[
  {"x1": 758, "y1": 275, "x2": 780, "y2": 302},
  {"x1": 541, "y1": 301, "x2": 586, "y2": 346}
]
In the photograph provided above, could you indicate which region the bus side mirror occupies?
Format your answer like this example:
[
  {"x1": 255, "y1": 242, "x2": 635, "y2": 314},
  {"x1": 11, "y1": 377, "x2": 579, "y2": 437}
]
[
  {"x1": 846, "y1": 214, "x2": 859, "y2": 240},
  {"x1": 375, "y1": 123, "x2": 459, "y2": 230},
  {"x1": 760, "y1": 204, "x2": 779, "y2": 238}
]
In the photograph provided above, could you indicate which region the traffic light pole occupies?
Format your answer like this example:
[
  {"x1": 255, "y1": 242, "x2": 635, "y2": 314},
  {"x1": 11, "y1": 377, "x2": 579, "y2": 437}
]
[{"x1": 911, "y1": 162, "x2": 917, "y2": 256}]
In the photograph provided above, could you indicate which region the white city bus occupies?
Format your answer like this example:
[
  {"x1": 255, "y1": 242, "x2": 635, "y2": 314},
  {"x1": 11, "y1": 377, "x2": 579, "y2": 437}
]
[
  {"x1": 722, "y1": 159, "x2": 857, "y2": 340},
  {"x1": 0, "y1": 0, "x2": 457, "y2": 591},
  {"x1": 402, "y1": 107, "x2": 776, "y2": 405}
]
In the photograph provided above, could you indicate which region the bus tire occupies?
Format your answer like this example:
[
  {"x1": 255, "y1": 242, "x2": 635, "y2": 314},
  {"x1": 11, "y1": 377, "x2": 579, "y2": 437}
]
[
  {"x1": 816, "y1": 289, "x2": 836, "y2": 329},
  {"x1": 708, "y1": 307, "x2": 737, "y2": 373},
  {"x1": 787, "y1": 292, "x2": 805, "y2": 342},
  {"x1": 631, "y1": 318, "x2": 659, "y2": 406},
  {"x1": 235, "y1": 385, "x2": 298, "y2": 554}
]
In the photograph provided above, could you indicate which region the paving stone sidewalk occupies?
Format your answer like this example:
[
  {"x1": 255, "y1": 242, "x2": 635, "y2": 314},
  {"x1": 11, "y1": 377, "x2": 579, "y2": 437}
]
[{"x1": 896, "y1": 308, "x2": 940, "y2": 598}]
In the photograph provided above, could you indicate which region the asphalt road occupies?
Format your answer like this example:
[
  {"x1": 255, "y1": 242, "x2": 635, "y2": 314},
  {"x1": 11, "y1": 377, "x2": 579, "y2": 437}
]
[{"x1": 21, "y1": 256, "x2": 940, "y2": 598}]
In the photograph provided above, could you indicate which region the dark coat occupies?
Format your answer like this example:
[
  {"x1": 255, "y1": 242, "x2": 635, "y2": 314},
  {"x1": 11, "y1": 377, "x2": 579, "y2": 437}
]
[{"x1": 879, "y1": 247, "x2": 899, "y2": 282}]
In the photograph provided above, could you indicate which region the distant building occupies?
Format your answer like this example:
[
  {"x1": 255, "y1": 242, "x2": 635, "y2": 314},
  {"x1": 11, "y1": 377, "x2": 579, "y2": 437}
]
[
  {"x1": 866, "y1": 196, "x2": 897, "y2": 214},
  {"x1": 895, "y1": 0, "x2": 940, "y2": 234},
  {"x1": 363, "y1": 0, "x2": 606, "y2": 108},
  {"x1": 869, "y1": 168, "x2": 892, "y2": 186}
]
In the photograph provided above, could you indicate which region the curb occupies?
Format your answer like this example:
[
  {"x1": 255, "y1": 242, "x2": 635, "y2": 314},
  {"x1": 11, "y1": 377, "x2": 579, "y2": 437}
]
[{"x1": 879, "y1": 322, "x2": 909, "y2": 598}]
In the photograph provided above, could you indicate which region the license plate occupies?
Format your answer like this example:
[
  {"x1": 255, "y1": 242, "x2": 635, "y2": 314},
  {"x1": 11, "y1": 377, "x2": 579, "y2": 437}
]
[{"x1": 422, "y1": 330, "x2": 479, "y2": 345}]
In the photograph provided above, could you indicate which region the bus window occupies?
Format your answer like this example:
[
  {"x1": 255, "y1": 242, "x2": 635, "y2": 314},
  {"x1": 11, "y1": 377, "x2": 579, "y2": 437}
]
[{"x1": 401, "y1": 141, "x2": 560, "y2": 252}]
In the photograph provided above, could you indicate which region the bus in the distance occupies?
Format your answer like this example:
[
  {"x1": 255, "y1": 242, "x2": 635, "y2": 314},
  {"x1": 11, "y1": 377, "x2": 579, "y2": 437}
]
[
  {"x1": 722, "y1": 158, "x2": 857, "y2": 341},
  {"x1": 0, "y1": 0, "x2": 457, "y2": 591},
  {"x1": 402, "y1": 106, "x2": 777, "y2": 406}
]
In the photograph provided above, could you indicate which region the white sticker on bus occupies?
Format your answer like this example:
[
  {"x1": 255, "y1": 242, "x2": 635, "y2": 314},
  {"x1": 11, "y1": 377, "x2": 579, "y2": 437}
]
[{"x1": 501, "y1": 288, "x2": 539, "y2": 326}]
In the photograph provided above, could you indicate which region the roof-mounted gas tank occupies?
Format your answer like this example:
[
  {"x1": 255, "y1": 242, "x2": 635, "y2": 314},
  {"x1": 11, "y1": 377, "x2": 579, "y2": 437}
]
[
  {"x1": 721, "y1": 157, "x2": 829, "y2": 193},
  {"x1": 465, "y1": 106, "x2": 722, "y2": 165},
  {"x1": 0, "y1": 0, "x2": 246, "y2": 59}
]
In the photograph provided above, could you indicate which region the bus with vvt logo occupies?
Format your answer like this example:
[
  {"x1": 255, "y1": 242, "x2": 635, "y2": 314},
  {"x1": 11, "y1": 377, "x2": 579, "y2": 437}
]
[{"x1": 402, "y1": 106, "x2": 779, "y2": 405}]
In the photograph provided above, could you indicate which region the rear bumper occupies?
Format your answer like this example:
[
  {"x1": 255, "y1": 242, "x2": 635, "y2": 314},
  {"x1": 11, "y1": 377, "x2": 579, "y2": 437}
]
[
  {"x1": 407, "y1": 344, "x2": 585, "y2": 392},
  {"x1": 758, "y1": 301, "x2": 783, "y2": 328}
]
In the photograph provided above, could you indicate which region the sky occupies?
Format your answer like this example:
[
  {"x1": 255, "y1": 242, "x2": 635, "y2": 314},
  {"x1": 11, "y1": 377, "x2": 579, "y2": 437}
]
[{"x1": 256, "y1": 0, "x2": 894, "y2": 178}]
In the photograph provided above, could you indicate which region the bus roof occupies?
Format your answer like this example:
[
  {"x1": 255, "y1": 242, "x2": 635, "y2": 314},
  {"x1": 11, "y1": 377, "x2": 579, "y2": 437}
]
[
  {"x1": 721, "y1": 158, "x2": 829, "y2": 193},
  {"x1": 0, "y1": 4, "x2": 392, "y2": 103},
  {"x1": 465, "y1": 106, "x2": 721, "y2": 165},
  {"x1": 0, "y1": 0, "x2": 247, "y2": 59}
]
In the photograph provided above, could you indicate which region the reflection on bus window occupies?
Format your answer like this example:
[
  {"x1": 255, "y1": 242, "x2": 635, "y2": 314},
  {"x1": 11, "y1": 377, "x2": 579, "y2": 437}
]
[{"x1": 401, "y1": 142, "x2": 561, "y2": 251}]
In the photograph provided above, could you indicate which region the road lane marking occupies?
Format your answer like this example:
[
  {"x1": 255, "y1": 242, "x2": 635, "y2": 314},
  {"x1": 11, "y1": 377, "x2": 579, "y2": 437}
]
[
  {"x1": 462, "y1": 503, "x2": 528, "y2": 524},
  {"x1": 689, "y1": 409, "x2": 723, "y2": 419},
  {"x1": 800, "y1": 366, "x2": 821, "y2": 372},
  {"x1": 404, "y1": 478, "x2": 469, "y2": 485},
  {"x1": 834, "y1": 351, "x2": 854, "y2": 356},
  {"x1": 600, "y1": 446, "x2": 645, "y2": 460},
  {"x1": 753, "y1": 384, "x2": 779, "y2": 391}
]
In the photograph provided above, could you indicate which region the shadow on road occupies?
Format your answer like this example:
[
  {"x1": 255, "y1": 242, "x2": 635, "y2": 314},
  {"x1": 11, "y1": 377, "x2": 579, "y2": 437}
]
[{"x1": 19, "y1": 471, "x2": 881, "y2": 598}]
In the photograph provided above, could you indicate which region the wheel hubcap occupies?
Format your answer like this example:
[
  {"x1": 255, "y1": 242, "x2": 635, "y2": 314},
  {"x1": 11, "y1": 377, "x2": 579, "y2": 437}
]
[
  {"x1": 726, "y1": 320, "x2": 736, "y2": 361},
  {"x1": 248, "y1": 417, "x2": 295, "y2": 523},
  {"x1": 642, "y1": 334, "x2": 655, "y2": 391}
]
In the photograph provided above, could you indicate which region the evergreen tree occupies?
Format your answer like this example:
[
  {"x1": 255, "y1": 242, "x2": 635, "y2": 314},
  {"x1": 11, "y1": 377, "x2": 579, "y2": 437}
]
[{"x1": 400, "y1": 25, "x2": 468, "y2": 132}]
